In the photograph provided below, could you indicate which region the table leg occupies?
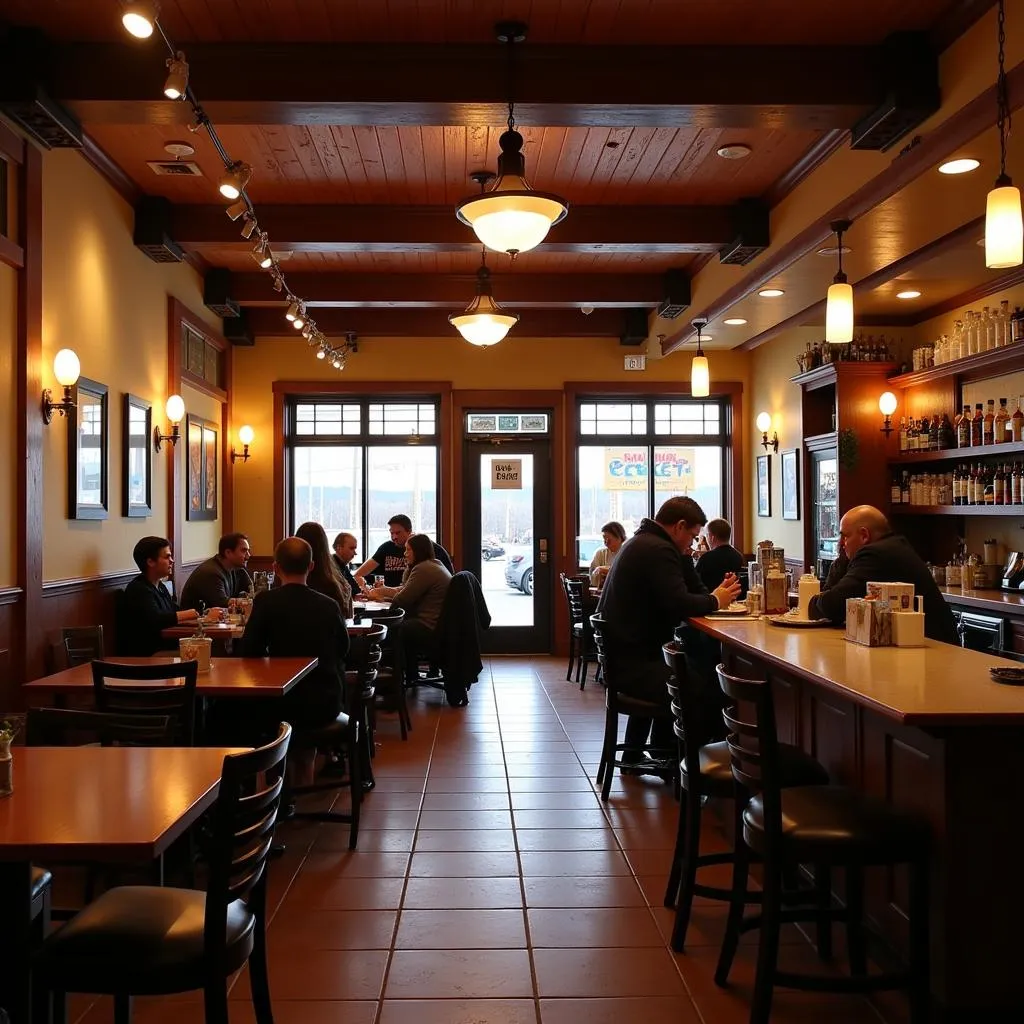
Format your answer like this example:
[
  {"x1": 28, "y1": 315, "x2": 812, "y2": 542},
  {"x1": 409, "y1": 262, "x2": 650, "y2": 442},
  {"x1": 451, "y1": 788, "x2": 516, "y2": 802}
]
[{"x1": 0, "y1": 860, "x2": 36, "y2": 1024}]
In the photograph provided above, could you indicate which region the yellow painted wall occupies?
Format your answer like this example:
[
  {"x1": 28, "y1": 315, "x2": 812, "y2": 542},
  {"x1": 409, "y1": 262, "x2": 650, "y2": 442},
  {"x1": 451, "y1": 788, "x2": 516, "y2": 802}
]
[
  {"x1": 40, "y1": 149, "x2": 220, "y2": 582},
  {"x1": 0, "y1": 263, "x2": 16, "y2": 587},
  {"x1": 231, "y1": 333, "x2": 751, "y2": 554}
]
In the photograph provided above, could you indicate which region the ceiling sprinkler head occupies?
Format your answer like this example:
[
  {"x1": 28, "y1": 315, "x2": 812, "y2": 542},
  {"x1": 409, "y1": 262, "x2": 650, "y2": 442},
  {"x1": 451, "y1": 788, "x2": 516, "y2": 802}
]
[{"x1": 580, "y1": 304, "x2": 594, "y2": 316}]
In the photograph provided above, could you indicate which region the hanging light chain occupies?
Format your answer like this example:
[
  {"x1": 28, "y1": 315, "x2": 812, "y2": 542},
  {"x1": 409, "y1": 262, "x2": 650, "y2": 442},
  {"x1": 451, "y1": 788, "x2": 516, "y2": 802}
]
[
  {"x1": 505, "y1": 31, "x2": 517, "y2": 131},
  {"x1": 996, "y1": 0, "x2": 1011, "y2": 180}
]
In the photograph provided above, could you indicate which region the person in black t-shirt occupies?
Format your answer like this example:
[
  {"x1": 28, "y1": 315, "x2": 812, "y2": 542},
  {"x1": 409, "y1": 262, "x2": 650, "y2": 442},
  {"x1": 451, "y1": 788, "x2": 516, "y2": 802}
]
[
  {"x1": 353, "y1": 514, "x2": 453, "y2": 589},
  {"x1": 694, "y1": 518, "x2": 745, "y2": 592}
]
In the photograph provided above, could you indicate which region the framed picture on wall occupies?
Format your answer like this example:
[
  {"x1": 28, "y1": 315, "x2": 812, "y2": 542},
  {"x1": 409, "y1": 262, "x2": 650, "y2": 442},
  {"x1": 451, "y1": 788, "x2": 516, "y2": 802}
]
[
  {"x1": 782, "y1": 448, "x2": 801, "y2": 521},
  {"x1": 756, "y1": 454, "x2": 771, "y2": 518},
  {"x1": 67, "y1": 377, "x2": 108, "y2": 520},
  {"x1": 123, "y1": 394, "x2": 152, "y2": 518},
  {"x1": 186, "y1": 414, "x2": 218, "y2": 521}
]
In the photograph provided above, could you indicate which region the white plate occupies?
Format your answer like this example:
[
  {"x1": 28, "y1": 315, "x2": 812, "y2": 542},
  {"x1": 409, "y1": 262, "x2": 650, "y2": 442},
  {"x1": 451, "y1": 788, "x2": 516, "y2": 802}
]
[
  {"x1": 767, "y1": 614, "x2": 832, "y2": 628},
  {"x1": 710, "y1": 604, "x2": 751, "y2": 616}
]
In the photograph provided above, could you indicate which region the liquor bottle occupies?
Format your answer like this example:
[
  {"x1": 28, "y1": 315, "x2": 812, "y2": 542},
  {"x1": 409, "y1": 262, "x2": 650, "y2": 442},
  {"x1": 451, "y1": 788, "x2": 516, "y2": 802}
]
[
  {"x1": 984, "y1": 465, "x2": 996, "y2": 505},
  {"x1": 997, "y1": 300, "x2": 1011, "y2": 347},
  {"x1": 901, "y1": 471, "x2": 911, "y2": 504},
  {"x1": 898, "y1": 416, "x2": 908, "y2": 452},
  {"x1": 1012, "y1": 307, "x2": 1024, "y2": 344},
  {"x1": 971, "y1": 403, "x2": 984, "y2": 446},
  {"x1": 995, "y1": 464, "x2": 1006, "y2": 505},
  {"x1": 939, "y1": 412, "x2": 955, "y2": 450},
  {"x1": 984, "y1": 399, "x2": 996, "y2": 445},
  {"x1": 920, "y1": 414, "x2": 931, "y2": 451},
  {"x1": 1014, "y1": 397, "x2": 1024, "y2": 442},
  {"x1": 929, "y1": 413, "x2": 940, "y2": 451},
  {"x1": 957, "y1": 404, "x2": 972, "y2": 447},
  {"x1": 966, "y1": 310, "x2": 978, "y2": 355},
  {"x1": 950, "y1": 319, "x2": 963, "y2": 360},
  {"x1": 1015, "y1": 463, "x2": 1023, "y2": 505},
  {"x1": 951, "y1": 465, "x2": 960, "y2": 506},
  {"x1": 983, "y1": 306, "x2": 995, "y2": 351},
  {"x1": 996, "y1": 398, "x2": 1010, "y2": 444},
  {"x1": 1003, "y1": 464, "x2": 1014, "y2": 506},
  {"x1": 907, "y1": 419, "x2": 918, "y2": 451},
  {"x1": 891, "y1": 473, "x2": 902, "y2": 505}
]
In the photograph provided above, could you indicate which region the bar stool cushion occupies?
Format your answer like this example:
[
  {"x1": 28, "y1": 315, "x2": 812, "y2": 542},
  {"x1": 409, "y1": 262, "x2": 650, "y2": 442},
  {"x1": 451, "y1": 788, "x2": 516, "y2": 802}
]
[
  {"x1": 31, "y1": 865, "x2": 52, "y2": 901},
  {"x1": 743, "y1": 785, "x2": 930, "y2": 863},
  {"x1": 685, "y1": 741, "x2": 829, "y2": 796},
  {"x1": 36, "y1": 886, "x2": 254, "y2": 993}
]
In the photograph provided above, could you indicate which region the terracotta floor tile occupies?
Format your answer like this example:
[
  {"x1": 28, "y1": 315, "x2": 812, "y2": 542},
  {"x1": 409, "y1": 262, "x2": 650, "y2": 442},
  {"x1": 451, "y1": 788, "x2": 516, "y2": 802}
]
[
  {"x1": 298, "y1": 851, "x2": 412, "y2": 878},
  {"x1": 538, "y1": 996, "x2": 702, "y2": 1024},
  {"x1": 534, "y1": 947, "x2": 688, "y2": 997},
  {"x1": 524, "y1": 876, "x2": 646, "y2": 908},
  {"x1": 404, "y1": 876, "x2": 525, "y2": 909},
  {"x1": 516, "y1": 829, "x2": 620, "y2": 851},
  {"x1": 418, "y1": 809, "x2": 515, "y2": 830},
  {"x1": 506, "y1": 764, "x2": 590, "y2": 777},
  {"x1": 428, "y1": 762, "x2": 510, "y2": 776},
  {"x1": 425, "y1": 776, "x2": 513, "y2": 792},
  {"x1": 313, "y1": 828, "x2": 417, "y2": 853},
  {"x1": 370, "y1": 778, "x2": 430, "y2": 793},
  {"x1": 385, "y1": 949, "x2": 534, "y2": 999},
  {"x1": 507, "y1": 775, "x2": 598, "y2": 792},
  {"x1": 268, "y1": 909, "x2": 398, "y2": 950},
  {"x1": 409, "y1": 850, "x2": 521, "y2": 877},
  {"x1": 422, "y1": 791, "x2": 512, "y2": 810},
  {"x1": 234, "y1": 949, "x2": 389, "y2": 1001},
  {"x1": 622, "y1": 847, "x2": 676, "y2": 877},
  {"x1": 518, "y1": 850, "x2": 633, "y2": 877},
  {"x1": 514, "y1": 809, "x2": 611, "y2": 830},
  {"x1": 415, "y1": 829, "x2": 518, "y2": 852},
  {"x1": 286, "y1": 874, "x2": 406, "y2": 910},
  {"x1": 361, "y1": 792, "x2": 424, "y2": 811},
  {"x1": 357, "y1": 809, "x2": 422, "y2": 830},
  {"x1": 612, "y1": 828, "x2": 679, "y2": 851},
  {"x1": 527, "y1": 907, "x2": 665, "y2": 947},
  {"x1": 509, "y1": 792, "x2": 603, "y2": 810},
  {"x1": 395, "y1": 909, "x2": 528, "y2": 948},
  {"x1": 226, "y1": 1001, "x2": 379, "y2": 1024},
  {"x1": 378, "y1": 999, "x2": 538, "y2": 1024}
]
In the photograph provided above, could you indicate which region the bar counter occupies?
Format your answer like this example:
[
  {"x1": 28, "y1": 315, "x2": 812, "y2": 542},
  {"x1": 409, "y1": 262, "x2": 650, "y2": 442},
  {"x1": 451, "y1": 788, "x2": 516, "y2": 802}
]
[{"x1": 690, "y1": 615, "x2": 1024, "y2": 1021}]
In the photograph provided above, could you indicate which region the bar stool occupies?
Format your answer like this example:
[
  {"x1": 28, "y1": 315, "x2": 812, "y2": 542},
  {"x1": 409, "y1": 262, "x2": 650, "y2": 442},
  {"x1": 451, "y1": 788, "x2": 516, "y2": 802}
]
[
  {"x1": 716, "y1": 665, "x2": 931, "y2": 1024},
  {"x1": 661, "y1": 642, "x2": 829, "y2": 952}
]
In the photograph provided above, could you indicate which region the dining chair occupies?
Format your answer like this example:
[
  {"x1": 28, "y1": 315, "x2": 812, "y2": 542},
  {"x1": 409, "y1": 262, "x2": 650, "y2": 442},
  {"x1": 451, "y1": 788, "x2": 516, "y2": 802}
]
[
  {"x1": 362, "y1": 607, "x2": 412, "y2": 739},
  {"x1": 26, "y1": 707, "x2": 175, "y2": 747},
  {"x1": 91, "y1": 660, "x2": 199, "y2": 745},
  {"x1": 565, "y1": 578, "x2": 599, "y2": 689},
  {"x1": 35, "y1": 723, "x2": 292, "y2": 1024},
  {"x1": 62, "y1": 626, "x2": 106, "y2": 668}
]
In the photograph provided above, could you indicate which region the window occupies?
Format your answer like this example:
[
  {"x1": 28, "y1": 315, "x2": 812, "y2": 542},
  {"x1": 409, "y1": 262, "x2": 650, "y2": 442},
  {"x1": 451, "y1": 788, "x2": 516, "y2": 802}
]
[
  {"x1": 180, "y1": 323, "x2": 224, "y2": 390},
  {"x1": 576, "y1": 398, "x2": 730, "y2": 566},
  {"x1": 286, "y1": 396, "x2": 441, "y2": 560}
]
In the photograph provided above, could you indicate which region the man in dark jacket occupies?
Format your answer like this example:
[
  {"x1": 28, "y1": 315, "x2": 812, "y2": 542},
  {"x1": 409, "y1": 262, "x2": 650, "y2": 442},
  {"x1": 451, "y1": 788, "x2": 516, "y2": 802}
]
[
  {"x1": 597, "y1": 497, "x2": 741, "y2": 768},
  {"x1": 808, "y1": 505, "x2": 958, "y2": 644},
  {"x1": 695, "y1": 518, "x2": 746, "y2": 592},
  {"x1": 179, "y1": 532, "x2": 253, "y2": 611}
]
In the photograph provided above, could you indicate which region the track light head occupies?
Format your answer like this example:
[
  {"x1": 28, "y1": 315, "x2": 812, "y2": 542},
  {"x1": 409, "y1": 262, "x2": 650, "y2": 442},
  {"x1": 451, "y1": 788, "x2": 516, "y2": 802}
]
[
  {"x1": 218, "y1": 161, "x2": 252, "y2": 201},
  {"x1": 163, "y1": 52, "x2": 189, "y2": 99},
  {"x1": 122, "y1": 0, "x2": 158, "y2": 38},
  {"x1": 225, "y1": 199, "x2": 247, "y2": 221}
]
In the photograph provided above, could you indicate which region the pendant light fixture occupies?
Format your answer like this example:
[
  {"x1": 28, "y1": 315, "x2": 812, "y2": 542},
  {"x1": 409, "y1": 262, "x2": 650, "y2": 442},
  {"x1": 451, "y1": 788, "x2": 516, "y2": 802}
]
[
  {"x1": 986, "y1": 0, "x2": 1023, "y2": 269},
  {"x1": 824, "y1": 219, "x2": 854, "y2": 344},
  {"x1": 455, "y1": 22, "x2": 568, "y2": 260},
  {"x1": 690, "y1": 317, "x2": 710, "y2": 398},
  {"x1": 449, "y1": 249, "x2": 520, "y2": 347}
]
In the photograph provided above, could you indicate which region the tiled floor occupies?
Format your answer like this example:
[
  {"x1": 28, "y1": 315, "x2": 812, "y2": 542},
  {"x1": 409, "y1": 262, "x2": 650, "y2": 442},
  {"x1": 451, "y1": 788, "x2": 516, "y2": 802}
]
[{"x1": 73, "y1": 657, "x2": 897, "y2": 1024}]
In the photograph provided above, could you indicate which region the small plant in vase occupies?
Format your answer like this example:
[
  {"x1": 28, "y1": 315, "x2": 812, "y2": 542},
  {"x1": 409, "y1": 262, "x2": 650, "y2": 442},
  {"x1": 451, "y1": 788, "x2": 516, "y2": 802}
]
[{"x1": 0, "y1": 716, "x2": 24, "y2": 797}]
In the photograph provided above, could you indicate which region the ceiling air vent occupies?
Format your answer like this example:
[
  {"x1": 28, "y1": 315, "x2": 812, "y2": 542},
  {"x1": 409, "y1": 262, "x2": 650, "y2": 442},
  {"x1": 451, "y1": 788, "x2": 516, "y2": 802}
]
[
  {"x1": 1, "y1": 88, "x2": 81, "y2": 149},
  {"x1": 146, "y1": 160, "x2": 204, "y2": 176}
]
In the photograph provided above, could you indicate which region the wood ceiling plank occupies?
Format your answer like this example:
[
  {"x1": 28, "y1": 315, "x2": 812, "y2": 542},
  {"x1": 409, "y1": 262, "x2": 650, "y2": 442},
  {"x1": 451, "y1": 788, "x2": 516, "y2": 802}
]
[
  {"x1": 442, "y1": 126, "x2": 467, "y2": 207},
  {"x1": 567, "y1": 127, "x2": 612, "y2": 193},
  {"x1": 258, "y1": 126, "x2": 307, "y2": 186},
  {"x1": 624, "y1": 126, "x2": 681, "y2": 192},
  {"x1": 329, "y1": 126, "x2": 372, "y2": 196},
  {"x1": 375, "y1": 127, "x2": 410, "y2": 203},
  {"x1": 603, "y1": 126, "x2": 657, "y2": 199},
  {"x1": 552, "y1": 128, "x2": 589, "y2": 193},
  {"x1": 351, "y1": 126, "x2": 390, "y2": 202},
  {"x1": 291, "y1": 0, "x2": 335, "y2": 39},
  {"x1": 420, "y1": 127, "x2": 447, "y2": 206},
  {"x1": 465, "y1": 126, "x2": 493, "y2": 185},
  {"x1": 289, "y1": 127, "x2": 332, "y2": 185},
  {"x1": 399, "y1": 127, "x2": 429, "y2": 206},
  {"x1": 306, "y1": 125, "x2": 351, "y2": 198}
]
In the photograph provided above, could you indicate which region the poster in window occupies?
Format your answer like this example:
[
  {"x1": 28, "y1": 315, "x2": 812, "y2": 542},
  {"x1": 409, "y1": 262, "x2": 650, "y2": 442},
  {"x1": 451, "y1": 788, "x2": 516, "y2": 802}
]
[
  {"x1": 67, "y1": 377, "x2": 109, "y2": 520},
  {"x1": 186, "y1": 414, "x2": 217, "y2": 521},
  {"x1": 123, "y1": 393, "x2": 152, "y2": 518},
  {"x1": 782, "y1": 448, "x2": 800, "y2": 520},
  {"x1": 757, "y1": 455, "x2": 771, "y2": 517}
]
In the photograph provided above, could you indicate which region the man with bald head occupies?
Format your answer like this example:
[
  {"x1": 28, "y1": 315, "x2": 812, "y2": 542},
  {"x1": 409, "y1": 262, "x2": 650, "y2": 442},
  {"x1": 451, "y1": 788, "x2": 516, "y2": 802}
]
[{"x1": 808, "y1": 504, "x2": 958, "y2": 644}]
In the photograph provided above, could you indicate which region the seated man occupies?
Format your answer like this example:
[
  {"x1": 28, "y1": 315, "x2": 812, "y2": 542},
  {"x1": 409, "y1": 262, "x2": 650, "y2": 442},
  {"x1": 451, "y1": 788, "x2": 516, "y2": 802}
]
[
  {"x1": 695, "y1": 517, "x2": 745, "y2": 592},
  {"x1": 808, "y1": 504, "x2": 958, "y2": 644},
  {"x1": 239, "y1": 537, "x2": 350, "y2": 782},
  {"x1": 354, "y1": 514, "x2": 454, "y2": 589},
  {"x1": 597, "y1": 497, "x2": 741, "y2": 772},
  {"x1": 332, "y1": 531, "x2": 360, "y2": 597},
  {"x1": 179, "y1": 532, "x2": 253, "y2": 611},
  {"x1": 120, "y1": 536, "x2": 207, "y2": 656}
]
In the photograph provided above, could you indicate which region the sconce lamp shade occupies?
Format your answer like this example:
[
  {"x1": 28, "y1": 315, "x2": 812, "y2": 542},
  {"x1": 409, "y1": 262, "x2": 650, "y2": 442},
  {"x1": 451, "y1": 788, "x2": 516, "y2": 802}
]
[
  {"x1": 238, "y1": 424, "x2": 255, "y2": 445},
  {"x1": 879, "y1": 392, "x2": 898, "y2": 416},
  {"x1": 825, "y1": 281, "x2": 854, "y2": 344},
  {"x1": 985, "y1": 182, "x2": 1023, "y2": 269},
  {"x1": 690, "y1": 355, "x2": 710, "y2": 398},
  {"x1": 755, "y1": 411, "x2": 772, "y2": 433},
  {"x1": 165, "y1": 394, "x2": 185, "y2": 424},
  {"x1": 53, "y1": 349, "x2": 81, "y2": 388}
]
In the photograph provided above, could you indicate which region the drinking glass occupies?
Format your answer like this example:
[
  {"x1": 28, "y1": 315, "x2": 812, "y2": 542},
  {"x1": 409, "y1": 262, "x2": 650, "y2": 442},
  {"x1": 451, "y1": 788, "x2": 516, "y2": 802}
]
[{"x1": 373, "y1": 575, "x2": 385, "y2": 589}]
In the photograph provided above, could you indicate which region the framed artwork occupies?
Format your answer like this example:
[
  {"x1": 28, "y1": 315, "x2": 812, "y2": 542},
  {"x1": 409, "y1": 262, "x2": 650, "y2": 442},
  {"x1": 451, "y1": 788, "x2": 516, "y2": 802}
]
[
  {"x1": 756, "y1": 454, "x2": 771, "y2": 518},
  {"x1": 782, "y1": 448, "x2": 801, "y2": 521},
  {"x1": 123, "y1": 394, "x2": 152, "y2": 518},
  {"x1": 67, "y1": 377, "x2": 108, "y2": 520},
  {"x1": 186, "y1": 414, "x2": 218, "y2": 521}
]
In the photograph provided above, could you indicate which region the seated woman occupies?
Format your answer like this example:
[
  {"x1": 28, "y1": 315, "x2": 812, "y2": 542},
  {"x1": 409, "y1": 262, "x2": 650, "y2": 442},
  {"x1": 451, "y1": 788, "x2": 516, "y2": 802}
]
[
  {"x1": 589, "y1": 521, "x2": 627, "y2": 587},
  {"x1": 295, "y1": 520, "x2": 353, "y2": 619},
  {"x1": 366, "y1": 532, "x2": 452, "y2": 682}
]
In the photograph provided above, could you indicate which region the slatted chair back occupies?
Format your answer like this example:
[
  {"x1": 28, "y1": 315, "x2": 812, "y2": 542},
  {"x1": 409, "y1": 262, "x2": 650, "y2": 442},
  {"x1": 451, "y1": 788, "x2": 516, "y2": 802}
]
[
  {"x1": 61, "y1": 626, "x2": 105, "y2": 667},
  {"x1": 662, "y1": 642, "x2": 711, "y2": 787},
  {"x1": 26, "y1": 707, "x2": 175, "y2": 747},
  {"x1": 91, "y1": 659, "x2": 199, "y2": 745}
]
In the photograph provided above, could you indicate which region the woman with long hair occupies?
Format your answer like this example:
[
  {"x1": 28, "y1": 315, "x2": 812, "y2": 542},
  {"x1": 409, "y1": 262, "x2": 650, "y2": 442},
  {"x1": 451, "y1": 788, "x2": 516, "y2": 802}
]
[{"x1": 295, "y1": 521, "x2": 353, "y2": 618}]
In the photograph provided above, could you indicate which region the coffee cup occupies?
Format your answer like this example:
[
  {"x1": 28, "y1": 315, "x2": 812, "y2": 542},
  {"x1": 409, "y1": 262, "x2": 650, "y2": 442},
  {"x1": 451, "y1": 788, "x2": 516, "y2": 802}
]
[{"x1": 179, "y1": 636, "x2": 212, "y2": 673}]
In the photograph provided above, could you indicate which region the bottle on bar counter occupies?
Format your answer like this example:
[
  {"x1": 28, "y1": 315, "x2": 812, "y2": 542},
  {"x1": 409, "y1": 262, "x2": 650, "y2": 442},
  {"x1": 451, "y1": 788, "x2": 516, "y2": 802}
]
[
  {"x1": 984, "y1": 465, "x2": 995, "y2": 505},
  {"x1": 939, "y1": 412, "x2": 955, "y2": 449}
]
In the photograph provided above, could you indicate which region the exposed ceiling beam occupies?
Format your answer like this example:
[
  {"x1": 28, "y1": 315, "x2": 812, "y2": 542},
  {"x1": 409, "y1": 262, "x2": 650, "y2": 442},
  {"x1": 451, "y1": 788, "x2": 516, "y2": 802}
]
[
  {"x1": 46, "y1": 41, "x2": 895, "y2": 129},
  {"x1": 244, "y1": 307, "x2": 627, "y2": 339},
  {"x1": 229, "y1": 272, "x2": 663, "y2": 309},
  {"x1": 172, "y1": 203, "x2": 748, "y2": 255}
]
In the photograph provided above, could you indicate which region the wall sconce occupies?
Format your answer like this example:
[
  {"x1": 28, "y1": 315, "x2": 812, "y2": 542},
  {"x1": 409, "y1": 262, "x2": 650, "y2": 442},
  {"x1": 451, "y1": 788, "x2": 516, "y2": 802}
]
[
  {"x1": 154, "y1": 394, "x2": 185, "y2": 452},
  {"x1": 41, "y1": 348, "x2": 81, "y2": 424},
  {"x1": 231, "y1": 424, "x2": 254, "y2": 463},
  {"x1": 756, "y1": 411, "x2": 779, "y2": 453},
  {"x1": 879, "y1": 391, "x2": 898, "y2": 437}
]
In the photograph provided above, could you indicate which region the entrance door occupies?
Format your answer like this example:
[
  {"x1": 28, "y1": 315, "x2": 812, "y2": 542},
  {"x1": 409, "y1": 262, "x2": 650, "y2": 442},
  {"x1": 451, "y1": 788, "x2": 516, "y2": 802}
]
[{"x1": 463, "y1": 430, "x2": 552, "y2": 654}]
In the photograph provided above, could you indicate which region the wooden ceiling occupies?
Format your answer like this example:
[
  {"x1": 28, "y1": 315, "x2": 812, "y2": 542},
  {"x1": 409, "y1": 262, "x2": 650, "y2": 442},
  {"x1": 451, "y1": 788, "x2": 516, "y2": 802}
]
[{"x1": 0, "y1": 0, "x2": 1006, "y2": 339}]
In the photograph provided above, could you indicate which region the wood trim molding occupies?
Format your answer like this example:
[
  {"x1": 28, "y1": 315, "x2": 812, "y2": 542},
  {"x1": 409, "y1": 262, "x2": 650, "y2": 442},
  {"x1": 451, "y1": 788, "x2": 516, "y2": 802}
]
[
  {"x1": 0, "y1": 587, "x2": 24, "y2": 607},
  {"x1": 181, "y1": 369, "x2": 228, "y2": 404},
  {"x1": 79, "y1": 133, "x2": 140, "y2": 207},
  {"x1": 0, "y1": 234, "x2": 24, "y2": 271},
  {"x1": 271, "y1": 380, "x2": 454, "y2": 396},
  {"x1": 764, "y1": 129, "x2": 848, "y2": 207},
  {"x1": 905, "y1": 264, "x2": 1024, "y2": 327},
  {"x1": 0, "y1": 118, "x2": 25, "y2": 165},
  {"x1": 41, "y1": 570, "x2": 137, "y2": 597}
]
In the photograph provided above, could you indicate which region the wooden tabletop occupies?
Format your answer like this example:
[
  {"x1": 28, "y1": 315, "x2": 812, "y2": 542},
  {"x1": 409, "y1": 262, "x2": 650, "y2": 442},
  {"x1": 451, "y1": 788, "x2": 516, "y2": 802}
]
[
  {"x1": 24, "y1": 656, "x2": 318, "y2": 699},
  {"x1": 161, "y1": 622, "x2": 246, "y2": 639},
  {"x1": 0, "y1": 746, "x2": 242, "y2": 862},
  {"x1": 691, "y1": 616, "x2": 1023, "y2": 726},
  {"x1": 353, "y1": 600, "x2": 393, "y2": 613}
]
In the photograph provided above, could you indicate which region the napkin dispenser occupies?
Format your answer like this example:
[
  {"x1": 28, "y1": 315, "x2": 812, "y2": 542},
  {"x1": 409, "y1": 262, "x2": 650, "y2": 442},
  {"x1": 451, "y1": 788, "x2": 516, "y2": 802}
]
[
  {"x1": 764, "y1": 569, "x2": 789, "y2": 615},
  {"x1": 845, "y1": 597, "x2": 893, "y2": 647},
  {"x1": 892, "y1": 595, "x2": 925, "y2": 648},
  {"x1": 865, "y1": 581, "x2": 915, "y2": 612}
]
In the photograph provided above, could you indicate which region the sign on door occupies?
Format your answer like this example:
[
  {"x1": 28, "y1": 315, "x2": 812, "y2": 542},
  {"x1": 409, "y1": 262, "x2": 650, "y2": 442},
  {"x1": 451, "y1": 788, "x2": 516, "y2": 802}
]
[{"x1": 492, "y1": 459, "x2": 523, "y2": 489}]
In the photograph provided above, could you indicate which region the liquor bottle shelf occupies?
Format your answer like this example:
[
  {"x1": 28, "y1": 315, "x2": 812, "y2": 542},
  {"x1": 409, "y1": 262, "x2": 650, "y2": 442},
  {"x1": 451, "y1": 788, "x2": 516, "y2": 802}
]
[
  {"x1": 887, "y1": 342, "x2": 1024, "y2": 389},
  {"x1": 889, "y1": 440, "x2": 1024, "y2": 465},
  {"x1": 890, "y1": 504, "x2": 1024, "y2": 516}
]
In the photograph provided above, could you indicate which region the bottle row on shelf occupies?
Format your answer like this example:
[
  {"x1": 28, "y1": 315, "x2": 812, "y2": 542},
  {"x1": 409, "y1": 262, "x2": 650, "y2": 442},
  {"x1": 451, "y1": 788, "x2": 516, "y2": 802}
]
[
  {"x1": 892, "y1": 464, "x2": 1024, "y2": 507},
  {"x1": 912, "y1": 301, "x2": 1024, "y2": 370},
  {"x1": 795, "y1": 334, "x2": 895, "y2": 373},
  {"x1": 898, "y1": 398, "x2": 1024, "y2": 452}
]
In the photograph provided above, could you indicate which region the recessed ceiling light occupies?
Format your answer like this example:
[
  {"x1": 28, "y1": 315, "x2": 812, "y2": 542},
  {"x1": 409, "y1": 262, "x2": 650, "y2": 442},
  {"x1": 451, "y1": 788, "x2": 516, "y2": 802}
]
[
  {"x1": 723, "y1": 317, "x2": 748, "y2": 325},
  {"x1": 896, "y1": 290, "x2": 922, "y2": 300},
  {"x1": 758, "y1": 288, "x2": 785, "y2": 298},
  {"x1": 716, "y1": 144, "x2": 752, "y2": 160},
  {"x1": 938, "y1": 158, "x2": 980, "y2": 175},
  {"x1": 817, "y1": 245, "x2": 852, "y2": 257}
]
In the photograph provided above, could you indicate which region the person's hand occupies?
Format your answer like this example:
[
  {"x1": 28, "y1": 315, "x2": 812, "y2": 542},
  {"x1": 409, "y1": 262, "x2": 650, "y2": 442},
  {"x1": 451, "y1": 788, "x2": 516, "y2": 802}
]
[
  {"x1": 721, "y1": 572, "x2": 738, "y2": 587},
  {"x1": 712, "y1": 577, "x2": 742, "y2": 609},
  {"x1": 206, "y1": 607, "x2": 225, "y2": 622},
  {"x1": 365, "y1": 586, "x2": 384, "y2": 601}
]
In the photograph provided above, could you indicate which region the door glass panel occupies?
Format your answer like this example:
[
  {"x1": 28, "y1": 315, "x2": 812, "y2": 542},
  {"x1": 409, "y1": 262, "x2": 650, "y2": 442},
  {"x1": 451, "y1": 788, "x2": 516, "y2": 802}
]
[{"x1": 480, "y1": 452, "x2": 534, "y2": 627}]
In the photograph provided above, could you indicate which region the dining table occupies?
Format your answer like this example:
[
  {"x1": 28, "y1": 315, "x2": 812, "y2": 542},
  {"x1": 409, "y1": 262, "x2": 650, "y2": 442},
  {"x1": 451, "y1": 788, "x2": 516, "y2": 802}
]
[
  {"x1": 160, "y1": 621, "x2": 246, "y2": 640},
  {"x1": 0, "y1": 745, "x2": 243, "y2": 1024}
]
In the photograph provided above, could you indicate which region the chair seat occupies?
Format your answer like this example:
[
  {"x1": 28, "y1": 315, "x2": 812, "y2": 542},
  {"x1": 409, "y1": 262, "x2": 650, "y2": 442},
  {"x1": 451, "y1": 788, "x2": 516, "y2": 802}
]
[
  {"x1": 296, "y1": 711, "x2": 351, "y2": 747},
  {"x1": 36, "y1": 886, "x2": 254, "y2": 994},
  {"x1": 683, "y1": 741, "x2": 828, "y2": 796},
  {"x1": 743, "y1": 785, "x2": 929, "y2": 864},
  {"x1": 608, "y1": 691, "x2": 672, "y2": 717},
  {"x1": 31, "y1": 865, "x2": 52, "y2": 902}
]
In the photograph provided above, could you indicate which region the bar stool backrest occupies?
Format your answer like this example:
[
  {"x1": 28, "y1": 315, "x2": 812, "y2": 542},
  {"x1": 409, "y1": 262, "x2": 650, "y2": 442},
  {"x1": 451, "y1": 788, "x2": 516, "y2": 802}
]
[{"x1": 662, "y1": 642, "x2": 711, "y2": 785}]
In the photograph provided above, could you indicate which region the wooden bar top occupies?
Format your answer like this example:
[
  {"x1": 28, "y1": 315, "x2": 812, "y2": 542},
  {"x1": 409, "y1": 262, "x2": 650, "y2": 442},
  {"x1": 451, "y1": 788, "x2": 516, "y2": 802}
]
[
  {"x1": 161, "y1": 622, "x2": 246, "y2": 639},
  {"x1": 690, "y1": 617, "x2": 1023, "y2": 727},
  {"x1": 24, "y1": 656, "x2": 318, "y2": 699},
  {"x1": 939, "y1": 585, "x2": 1024, "y2": 615},
  {"x1": 0, "y1": 746, "x2": 242, "y2": 862}
]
